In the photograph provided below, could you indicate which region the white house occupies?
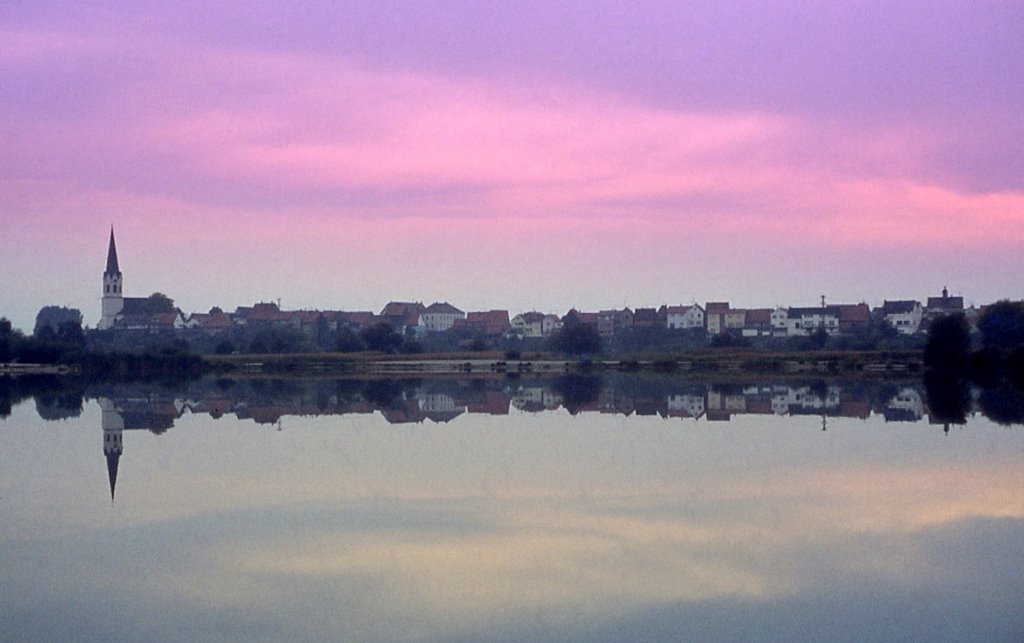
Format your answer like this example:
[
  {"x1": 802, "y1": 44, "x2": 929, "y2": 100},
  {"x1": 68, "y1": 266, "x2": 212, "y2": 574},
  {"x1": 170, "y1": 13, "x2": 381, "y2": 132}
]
[
  {"x1": 666, "y1": 304, "x2": 704, "y2": 330},
  {"x1": 418, "y1": 302, "x2": 465, "y2": 332},
  {"x1": 782, "y1": 307, "x2": 841, "y2": 336},
  {"x1": 542, "y1": 314, "x2": 563, "y2": 336},
  {"x1": 880, "y1": 300, "x2": 923, "y2": 335},
  {"x1": 511, "y1": 312, "x2": 545, "y2": 338}
]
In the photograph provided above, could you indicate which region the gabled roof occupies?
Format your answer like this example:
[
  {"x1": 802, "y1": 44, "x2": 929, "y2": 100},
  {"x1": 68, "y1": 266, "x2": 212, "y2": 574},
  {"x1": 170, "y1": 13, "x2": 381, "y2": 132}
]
[
  {"x1": 337, "y1": 311, "x2": 378, "y2": 327},
  {"x1": 926, "y1": 296, "x2": 964, "y2": 311},
  {"x1": 379, "y1": 302, "x2": 426, "y2": 327},
  {"x1": 149, "y1": 312, "x2": 182, "y2": 327},
  {"x1": 380, "y1": 301, "x2": 425, "y2": 316},
  {"x1": 836, "y1": 303, "x2": 870, "y2": 322},
  {"x1": 705, "y1": 302, "x2": 730, "y2": 314},
  {"x1": 465, "y1": 310, "x2": 511, "y2": 334},
  {"x1": 189, "y1": 312, "x2": 232, "y2": 329},
  {"x1": 119, "y1": 297, "x2": 150, "y2": 316},
  {"x1": 633, "y1": 307, "x2": 666, "y2": 322},
  {"x1": 666, "y1": 304, "x2": 702, "y2": 315},
  {"x1": 247, "y1": 302, "x2": 288, "y2": 322},
  {"x1": 789, "y1": 306, "x2": 841, "y2": 317},
  {"x1": 745, "y1": 308, "x2": 772, "y2": 324},
  {"x1": 882, "y1": 300, "x2": 920, "y2": 315}
]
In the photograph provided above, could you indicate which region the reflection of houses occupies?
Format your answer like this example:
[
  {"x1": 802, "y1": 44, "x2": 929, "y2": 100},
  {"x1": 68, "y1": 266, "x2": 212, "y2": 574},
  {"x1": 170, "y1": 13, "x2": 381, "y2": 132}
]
[
  {"x1": 706, "y1": 388, "x2": 749, "y2": 421},
  {"x1": 511, "y1": 386, "x2": 562, "y2": 412},
  {"x1": 99, "y1": 395, "x2": 183, "y2": 501},
  {"x1": 771, "y1": 385, "x2": 841, "y2": 415},
  {"x1": 380, "y1": 400, "x2": 426, "y2": 424},
  {"x1": 466, "y1": 390, "x2": 510, "y2": 415},
  {"x1": 884, "y1": 387, "x2": 925, "y2": 422},
  {"x1": 667, "y1": 394, "x2": 705, "y2": 419},
  {"x1": 418, "y1": 393, "x2": 466, "y2": 423}
]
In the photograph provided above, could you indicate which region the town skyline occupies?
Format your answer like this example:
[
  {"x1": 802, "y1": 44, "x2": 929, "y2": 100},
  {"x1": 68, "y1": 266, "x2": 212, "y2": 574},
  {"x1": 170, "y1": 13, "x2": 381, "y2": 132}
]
[
  {"x1": 3, "y1": 226, "x2": 982, "y2": 340},
  {"x1": 3, "y1": 2, "x2": 1022, "y2": 332}
]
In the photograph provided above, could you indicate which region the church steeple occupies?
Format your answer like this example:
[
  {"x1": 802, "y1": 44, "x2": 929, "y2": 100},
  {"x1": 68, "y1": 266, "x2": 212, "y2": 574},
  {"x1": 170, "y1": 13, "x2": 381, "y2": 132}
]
[
  {"x1": 99, "y1": 227, "x2": 125, "y2": 330},
  {"x1": 105, "y1": 226, "x2": 121, "y2": 276}
]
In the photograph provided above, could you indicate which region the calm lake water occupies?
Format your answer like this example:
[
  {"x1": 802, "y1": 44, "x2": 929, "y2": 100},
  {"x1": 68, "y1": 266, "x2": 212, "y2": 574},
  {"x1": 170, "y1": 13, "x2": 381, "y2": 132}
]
[{"x1": 2, "y1": 376, "x2": 1022, "y2": 642}]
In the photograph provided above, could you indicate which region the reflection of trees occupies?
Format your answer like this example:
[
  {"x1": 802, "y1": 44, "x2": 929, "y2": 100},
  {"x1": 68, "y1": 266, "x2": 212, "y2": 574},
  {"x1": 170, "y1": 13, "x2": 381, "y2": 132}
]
[
  {"x1": 551, "y1": 375, "x2": 603, "y2": 415},
  {"x1": 361, "y1": 380, "x2": 406, "y2": 409},
  {"x1": 924, "y1": 371, "x2": 971, "y2": 425},
  {"x1": 977, "y1": 387, "x2": 1024, "y2": 426},
  {"x1": 34, "y1": 392, "x2": 83, "y2": 421}
]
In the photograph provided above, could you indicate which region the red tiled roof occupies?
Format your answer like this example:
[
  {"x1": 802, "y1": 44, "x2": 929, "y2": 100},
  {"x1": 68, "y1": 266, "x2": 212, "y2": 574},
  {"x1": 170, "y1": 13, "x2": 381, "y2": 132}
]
[
  {"x1": 248, "y1": 302, "x2": 288, "y2": 322},
  {"x1": 338, "y1": 311, "x2": 378, "y2": 327},
  {"x1": 466, "y1": 310, "x2": 510, "y2": 335},
  {"x1": 745, "y1": 308, "x2": 773, "y2": 324},
  {"x1": 837, "y1": 303, "x2": 870, "y2": 322}
]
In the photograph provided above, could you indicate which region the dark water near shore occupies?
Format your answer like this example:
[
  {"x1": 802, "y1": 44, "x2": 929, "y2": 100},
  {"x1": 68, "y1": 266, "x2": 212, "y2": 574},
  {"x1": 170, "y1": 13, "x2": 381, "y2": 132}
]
[{"x1": 2, "y1": 375, "x2": 1022, "y2": 641}]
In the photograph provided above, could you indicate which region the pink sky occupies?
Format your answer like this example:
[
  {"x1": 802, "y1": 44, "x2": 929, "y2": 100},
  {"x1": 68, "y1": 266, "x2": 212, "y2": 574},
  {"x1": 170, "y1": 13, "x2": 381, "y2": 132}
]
[{"x1": 1, "y1": 1, "x2": 1022, "y2": 331}]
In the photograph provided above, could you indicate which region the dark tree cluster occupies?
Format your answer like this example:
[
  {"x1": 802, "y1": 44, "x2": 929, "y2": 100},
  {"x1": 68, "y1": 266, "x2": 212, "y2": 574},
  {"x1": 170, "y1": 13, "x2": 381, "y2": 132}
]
[
  {"x1": 548, "y1": 312, "x2": 602, "y2": 357},
  {"x1": 923, "y1": 301, "x2": 1024, "y2": 394}
]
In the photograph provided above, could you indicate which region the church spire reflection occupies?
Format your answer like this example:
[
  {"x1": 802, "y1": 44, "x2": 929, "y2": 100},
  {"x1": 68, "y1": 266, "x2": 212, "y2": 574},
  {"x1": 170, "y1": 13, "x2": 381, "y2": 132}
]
[{"x1": 100, "y1": 398, "x2": 123, "y2": 502}]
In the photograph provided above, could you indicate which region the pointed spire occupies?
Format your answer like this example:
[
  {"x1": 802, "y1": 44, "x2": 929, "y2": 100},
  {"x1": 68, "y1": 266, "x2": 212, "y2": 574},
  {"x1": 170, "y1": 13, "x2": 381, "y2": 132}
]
[
  {"x1": 106, "y1": 451, "x2": 120, "y2": 502},
  {"x1": 105, "y1": 226, "x2": 120, "y2": 276}
]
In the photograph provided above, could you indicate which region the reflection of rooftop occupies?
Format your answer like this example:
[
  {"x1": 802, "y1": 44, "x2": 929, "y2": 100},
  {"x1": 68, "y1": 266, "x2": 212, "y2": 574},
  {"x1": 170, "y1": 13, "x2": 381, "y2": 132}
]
[{"x1": 86, "y1": 379, "x2": 947, "y2": 433}]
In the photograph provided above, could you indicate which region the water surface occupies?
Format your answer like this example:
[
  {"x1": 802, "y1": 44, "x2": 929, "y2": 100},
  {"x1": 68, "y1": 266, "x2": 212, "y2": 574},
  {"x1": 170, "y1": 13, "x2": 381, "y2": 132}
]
[{"x1": 2, "y1": 376, "x2": 1022, "y2": 641}]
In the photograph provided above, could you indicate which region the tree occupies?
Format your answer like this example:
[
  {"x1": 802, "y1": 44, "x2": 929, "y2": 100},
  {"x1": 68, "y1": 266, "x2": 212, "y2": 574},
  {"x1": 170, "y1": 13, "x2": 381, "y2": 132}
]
[
  {"x1": 334, "y1": 328, "x2": 366, "y2": 353},
  {"x1": 142, "y1": 292, "x2": 176, "y2": 314},
  {"x1": 34, "y1": 306, "x2": 82, "y2": 338},
  {"x1": 0, "y1": 318, "x2": 13, "y2": 362},
  {"x1": 978, "y1": 300, "x2": 1024, "y2": 349},
  {"x1": 361, "y1": 323, "x2": 403, "y2": 354},
  {"x1": 549, "y1": 311, "x2": 602, "y2": 357},
  {"x1": 56, "y1": 320, "x2": 85, "y2": 346},
  {"x1": 924, "y1": 313, "x2": 971, "y2": 372}
]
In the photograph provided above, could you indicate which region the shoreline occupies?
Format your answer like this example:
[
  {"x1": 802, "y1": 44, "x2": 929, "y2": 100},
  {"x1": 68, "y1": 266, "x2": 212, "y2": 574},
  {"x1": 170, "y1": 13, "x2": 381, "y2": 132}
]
[{"x1": 202, "y1": 349, "x2": 924, "y2": 377}]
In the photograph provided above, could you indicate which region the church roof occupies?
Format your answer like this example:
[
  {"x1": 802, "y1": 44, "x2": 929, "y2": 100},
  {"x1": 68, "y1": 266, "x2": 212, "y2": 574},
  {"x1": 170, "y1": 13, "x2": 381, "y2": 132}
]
[{"x1": 105, "y1": 227, "x2": 121, "y2": 275}]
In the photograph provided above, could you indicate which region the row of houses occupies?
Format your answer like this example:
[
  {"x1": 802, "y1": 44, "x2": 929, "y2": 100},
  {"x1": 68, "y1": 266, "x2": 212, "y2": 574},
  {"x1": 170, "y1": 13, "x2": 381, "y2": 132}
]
[{"x1": 109, "y1": 288, "x2": 970, "y2": 341}]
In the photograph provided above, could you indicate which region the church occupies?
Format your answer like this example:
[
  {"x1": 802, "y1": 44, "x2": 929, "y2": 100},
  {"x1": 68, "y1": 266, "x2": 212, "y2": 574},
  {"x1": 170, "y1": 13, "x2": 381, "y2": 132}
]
[{"x1": 97, "y1": 228, "x2": 183, "y2": 330}]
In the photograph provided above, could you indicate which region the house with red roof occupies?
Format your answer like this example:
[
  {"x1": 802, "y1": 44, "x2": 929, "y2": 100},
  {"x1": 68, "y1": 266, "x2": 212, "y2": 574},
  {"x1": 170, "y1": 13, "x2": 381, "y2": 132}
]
[
  {"x1": 418, "y1": 302, "x2": 465, "y2": 332},
  {"x1": 666, "y1": 304, "x2": 704, "y2": 330}
]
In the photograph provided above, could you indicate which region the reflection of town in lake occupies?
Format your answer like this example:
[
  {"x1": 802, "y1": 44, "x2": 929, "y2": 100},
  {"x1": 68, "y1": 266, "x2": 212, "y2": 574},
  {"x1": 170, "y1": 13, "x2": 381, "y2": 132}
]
[
  {"x1": 5, "y1": 374, "x2": 1023, "y2": 641},
  {"x1": 84, "y1": 375, "x2": 1020, "y2": 500},
  {"x1": 86, "y1": 376, "x2": 991, "y2": 428}
]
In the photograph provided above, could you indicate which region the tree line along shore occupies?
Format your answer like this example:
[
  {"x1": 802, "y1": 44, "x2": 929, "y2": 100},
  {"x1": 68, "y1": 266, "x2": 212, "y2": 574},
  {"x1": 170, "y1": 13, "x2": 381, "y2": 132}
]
[{"x1": 2, "y1": 301, "x2": 1023, "y2": 386}]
